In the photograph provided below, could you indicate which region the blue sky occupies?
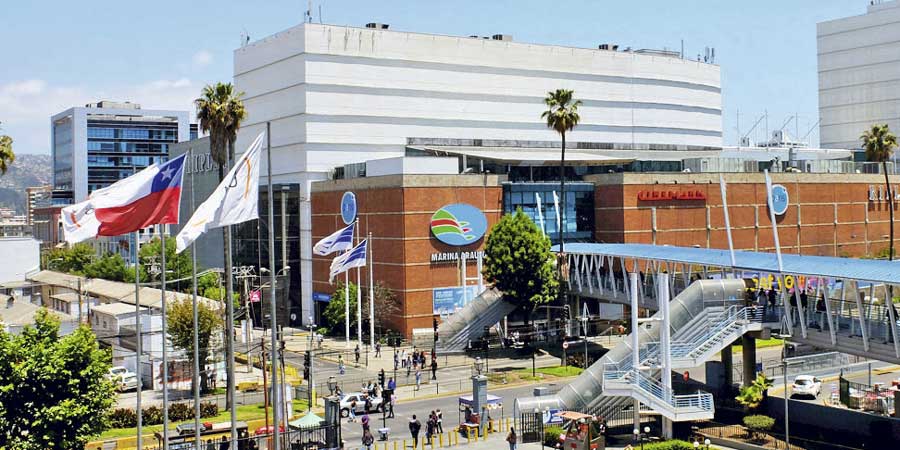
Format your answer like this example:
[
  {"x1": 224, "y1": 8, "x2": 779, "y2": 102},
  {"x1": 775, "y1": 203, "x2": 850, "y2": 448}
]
[{"x1": 1, "y1": 0, "x2": 865, "y2": 154}]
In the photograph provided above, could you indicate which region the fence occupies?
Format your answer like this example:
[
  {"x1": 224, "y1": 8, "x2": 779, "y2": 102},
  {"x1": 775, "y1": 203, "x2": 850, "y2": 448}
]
[
  {"x1": 731, "y1": 351, "x2": 870, "y2": 385},
  {"x1": 839, "y1": 375, "x2": 896, "y2": 416}
]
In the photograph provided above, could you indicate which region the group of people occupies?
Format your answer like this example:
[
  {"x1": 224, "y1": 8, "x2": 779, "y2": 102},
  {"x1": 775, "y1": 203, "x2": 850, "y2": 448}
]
[{"x1": 407, "y1": 409, "x2": 443, "y2": 447}]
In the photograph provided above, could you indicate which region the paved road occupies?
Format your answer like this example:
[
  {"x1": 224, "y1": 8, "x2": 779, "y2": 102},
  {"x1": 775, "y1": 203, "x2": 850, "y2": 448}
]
[{"x1": 769, "y1": 360, "x2": 899, "y2": 406}]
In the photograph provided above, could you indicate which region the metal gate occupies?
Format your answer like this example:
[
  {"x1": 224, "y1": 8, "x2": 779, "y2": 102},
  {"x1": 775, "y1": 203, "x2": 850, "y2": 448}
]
[{"x1": 520, "y1": 412, "x2": 543, "y2": 443}]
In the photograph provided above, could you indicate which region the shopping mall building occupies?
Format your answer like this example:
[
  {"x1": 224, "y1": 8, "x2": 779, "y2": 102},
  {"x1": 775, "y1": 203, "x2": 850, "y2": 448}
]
[{"x1": 227, "y1": 21, "x2": 897, "y2": 336}]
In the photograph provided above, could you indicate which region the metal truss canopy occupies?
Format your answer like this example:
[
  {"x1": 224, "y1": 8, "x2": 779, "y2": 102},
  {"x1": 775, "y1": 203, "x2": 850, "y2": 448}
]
[{"x1": 554, "y1": 243, "x2": 900, "y2": 285}]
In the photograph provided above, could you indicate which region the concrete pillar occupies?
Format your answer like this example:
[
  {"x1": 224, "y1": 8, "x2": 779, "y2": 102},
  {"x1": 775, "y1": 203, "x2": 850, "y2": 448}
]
[
  {"x1": 722, "y1": 343, "x2": 734, "y2": 388},
  {"x1": 742, "y1": 335, "x2": 757, "y2": 387}
]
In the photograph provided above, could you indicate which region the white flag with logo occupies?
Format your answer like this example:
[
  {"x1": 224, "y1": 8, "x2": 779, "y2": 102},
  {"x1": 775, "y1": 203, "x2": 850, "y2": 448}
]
[{"x1": 175, "y1": 132, "x2": 265, "y2": 253}]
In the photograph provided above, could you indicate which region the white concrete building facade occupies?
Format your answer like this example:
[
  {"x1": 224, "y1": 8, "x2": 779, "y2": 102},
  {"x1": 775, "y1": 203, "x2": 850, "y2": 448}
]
[
  {"x1": 818, "y1": 1, "x2": 900, "y2": 149},
  {"x1": 233, "y1": 23, "x2": 722, "y2": 325}
]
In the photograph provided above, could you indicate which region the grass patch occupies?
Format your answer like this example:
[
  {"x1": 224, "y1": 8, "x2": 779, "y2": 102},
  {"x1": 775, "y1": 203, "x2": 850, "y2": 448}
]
[
  {"x1": 733, "y1": 338, "x2": 783, "y2": 353},
  {"x1": 516, "y1": 366, "x2": 583, "y2": 378},
  {"x1": 97, "y1": 400, "x2": 308, "y2": 440}
]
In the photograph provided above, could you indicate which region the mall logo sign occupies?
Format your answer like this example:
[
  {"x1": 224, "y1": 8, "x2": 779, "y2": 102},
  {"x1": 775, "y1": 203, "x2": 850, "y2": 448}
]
[
  {"x1": 637, "y1": 189, "x2": 707, "y2": 201},
  {"x1": 430, "y1": 203, "x2": 487, "y2": 246}
]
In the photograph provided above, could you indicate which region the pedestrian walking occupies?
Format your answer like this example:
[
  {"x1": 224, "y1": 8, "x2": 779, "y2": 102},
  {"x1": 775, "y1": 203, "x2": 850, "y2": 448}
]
[
  {"x1": 362, "y1": 429, "x2": 374, "y2": 450},
  {"x1": 388, "y1": 377, "x2": 396, "y2": 391},
  {"x1": 406, "y1": 360, "x2": 412, "y2": 378},
  {"x1": 415, "y1": 368, "x2": 422, "y2": 390},
  {"x1": 430, "y1": 358, "x2": 438, "y2": 380},
  {"x1": 394, "y1": 350, "x2": 400, "y2": 370},
  {"x1": 409, "y1": 415, "x2": 422, "y2": 448},
  {"x1": 339, "y1": 355, "x2": 345, "y2": 375},
  {"x1": 206, "y1": 439, "x2": 216, "y2": 450},
  {"x1": 388, "y1": 393, "x2": 396, "y2": 418},
  {"x1": 349, "y1": 399, "x2": 357, "y2": 422},
  {"x1": 506, "y1": 426, "x2": 517, "y2": 450},
  {"x1": 355, "y1": 344, "x2": 361, "y2": 364},
  {"x1": 375, "y1": 342, "x2": 381, "y2": 357},
  {"x1": 219, "y1": 436, "x2": 229, "y2": 450},
  {"x1": 426, "y1": 411, "x2": 436, "y2": 444},
  {"x1": 436, "y1": 409, "x2": 443, "y2": 433}
]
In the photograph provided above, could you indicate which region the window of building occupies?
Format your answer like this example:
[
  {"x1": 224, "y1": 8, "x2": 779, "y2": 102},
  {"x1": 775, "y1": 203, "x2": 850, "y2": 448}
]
[{"x1": 502, "y1": 182, "x2": 595, "y2": 243}]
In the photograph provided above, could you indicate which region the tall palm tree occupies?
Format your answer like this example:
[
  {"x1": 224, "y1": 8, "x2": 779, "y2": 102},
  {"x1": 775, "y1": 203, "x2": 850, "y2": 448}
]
[
  {"x1": 0, "y1": 122, "x2": 15, "y2": 175},
  {"x1": 861, "y1": 123, "x2": 898, "y2": 260},
  {"x1": 541, "y1": 89, "x2": 582, "y2": 256},
  {"x1": 195, "y1": 83, "x2": 246, "y2": 414}
]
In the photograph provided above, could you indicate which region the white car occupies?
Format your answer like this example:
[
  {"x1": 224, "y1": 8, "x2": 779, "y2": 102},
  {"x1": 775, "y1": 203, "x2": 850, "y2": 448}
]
[
  {"x1": 338, "y1": 392, "x2": 383, "y2": 417},
  {"x1": 791, "y1": 375, "x2": 822, "y2": 398},
  {"x1": 107, "y1": 366, "x2": 138, "y2": 392}
]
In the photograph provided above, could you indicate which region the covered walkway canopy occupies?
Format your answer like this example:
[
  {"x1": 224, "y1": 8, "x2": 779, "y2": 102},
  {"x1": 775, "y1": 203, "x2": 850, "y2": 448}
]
[{"x1": 554, "y1": 243, "x2": 900, "y2": 286}]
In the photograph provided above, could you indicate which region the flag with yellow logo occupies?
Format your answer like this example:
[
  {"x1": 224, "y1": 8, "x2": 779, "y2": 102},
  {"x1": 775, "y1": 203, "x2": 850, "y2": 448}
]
[{"x1": 175, "y1": 132, "x2": 264, "y2": 253}]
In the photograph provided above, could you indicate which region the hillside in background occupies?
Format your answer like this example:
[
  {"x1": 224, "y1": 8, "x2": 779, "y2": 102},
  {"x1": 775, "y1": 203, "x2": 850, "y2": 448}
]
[{"x1": 0, "y1": 154, "x2": 52, "y2": 214}]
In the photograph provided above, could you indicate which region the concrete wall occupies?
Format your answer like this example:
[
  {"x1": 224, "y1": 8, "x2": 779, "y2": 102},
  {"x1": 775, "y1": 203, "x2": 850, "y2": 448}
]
[
  {"x1": 765, "y1": 396, "x2": 900, "y2": 446},
  {"x1": 234, "y1": 23, "x2": 722, "y2": 325},
  {"x1": 818, "y1": 1, "x2": 900, "y2": 149},
  {"x1": 0, "y1": 237, "x2": 40, "y2": 283}
]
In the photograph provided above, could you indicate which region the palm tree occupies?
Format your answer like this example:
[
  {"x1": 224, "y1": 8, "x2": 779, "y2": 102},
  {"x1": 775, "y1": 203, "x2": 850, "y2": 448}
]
[
  {"x1": 861, "y1": 123, "x2": 898, "y2": 260},
  {"x1": 195, "y1": 83, "x2": 246, "y2": 412},
  {"x1": 541, "y1": 89, "x2": 582, "y2": 256},
  {"x1": 0, "y1": 122, "x2": 15, "y2": 175}
]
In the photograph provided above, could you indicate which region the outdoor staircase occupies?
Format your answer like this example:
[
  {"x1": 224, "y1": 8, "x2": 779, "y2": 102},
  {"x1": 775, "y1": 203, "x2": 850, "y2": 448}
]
[
  {"x1": 668, "y1": 305, "x2": 765, "y2": 368},
  {"x1": 602, "y1": 367, "x2": 715, "y2": 421},
  {"x1": 435, "y1": 288, "x2": 517, "y2": 353}
]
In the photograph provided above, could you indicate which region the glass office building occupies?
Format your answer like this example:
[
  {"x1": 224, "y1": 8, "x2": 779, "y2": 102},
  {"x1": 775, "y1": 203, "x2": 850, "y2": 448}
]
[{"x1": 51, "y1": 101, "x2": 190, "y2": 203}]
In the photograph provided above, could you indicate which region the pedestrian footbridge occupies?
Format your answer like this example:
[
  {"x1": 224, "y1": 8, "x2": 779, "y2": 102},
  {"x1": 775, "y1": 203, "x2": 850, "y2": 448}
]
[
  {"x1": 516, "y1": 243, "x2": 900, "y2": 425},
  {"x1": 435, "y1": 288, "x2": 517, "y2": 353}
]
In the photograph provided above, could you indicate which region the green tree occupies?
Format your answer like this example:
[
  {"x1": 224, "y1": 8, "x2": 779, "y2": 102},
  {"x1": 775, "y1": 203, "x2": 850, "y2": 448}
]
[
  {"x1": 196, "y1": 82, "x2": 246, "y2": 411},
  {"x1": 0, "y1": 121, "x2": 14, "y2": 175},
  {"x1": 362, "y1": 282, "x2": 401, "y2": 336},
  {"x1": 861, "y1": 123, "x2": 898, "y2": 261},
  {"x1": 83, "y1": 252, "x2": 127, "y2": 281},
  {"x1": 735, "y1": 373, "x2": 773, "y2": 410},
  {"x1": 541, "y1": 89, "x2": 582, "y2": 256},
  {"x1": 482, "y1": 209, "x2": 559, "y2": 323},
  {"x1": 124, "y1": 237, "x2": 192, "y2": 283},
  {"x1": 45, "y1": 243, "x2": 95, "y2": 274},
  {"x1": 0, "y1": 310, "x2": 116, "y2": 449},
  {"x1": 167, "y1": 297, "x2": 223, "y2": 393},
  {"x1": 324, "y1": 281, "x2": 359, "y2": 335}
]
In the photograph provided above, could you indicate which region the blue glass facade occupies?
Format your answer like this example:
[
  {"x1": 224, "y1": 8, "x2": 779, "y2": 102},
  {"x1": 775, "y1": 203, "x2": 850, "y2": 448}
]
[
  {"x1": 86, "y1": 120, "x2": 180, "y2": 193},
  {"x1": 502, "y1": 182, "x2": 595, "y2": 243}
]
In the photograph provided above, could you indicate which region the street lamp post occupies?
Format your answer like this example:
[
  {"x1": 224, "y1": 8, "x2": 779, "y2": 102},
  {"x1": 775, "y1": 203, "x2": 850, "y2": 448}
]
[{"x1": 633, "y1": 426, "x2": 650, "y2": 450}]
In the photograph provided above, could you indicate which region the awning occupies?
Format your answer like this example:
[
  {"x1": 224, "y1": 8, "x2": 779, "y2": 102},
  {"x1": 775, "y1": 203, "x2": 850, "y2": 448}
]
[
  {"x1": 458, "y1": 394, "x2": 503, "y2": 407},
  {"x1": 289, "y1": 412, "x2": 324, "y2": 429}
]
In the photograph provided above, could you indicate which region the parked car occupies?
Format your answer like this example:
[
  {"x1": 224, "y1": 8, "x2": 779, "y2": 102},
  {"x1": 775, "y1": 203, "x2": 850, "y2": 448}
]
[
  {"x1": 791, "y1": 375, "x2": 822, "y2": 398},
  {"x1": 339, "y1": 392, "x2": 383, "y2": 417},
  {"x1": 118, "y1": 373, "x2": 139, "y2": 392},
  {"x1": 107, "y1": 366, "x2": 129, "y2": 381}
]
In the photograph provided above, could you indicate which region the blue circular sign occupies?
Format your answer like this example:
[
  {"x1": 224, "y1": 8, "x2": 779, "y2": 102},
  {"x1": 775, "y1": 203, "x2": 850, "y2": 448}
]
[
  {"x1": 770, "y1": 184, "x2": 789, "y2": 216},
  {"x1": 341, "y1": 192, "x2": 357, "y2": 224},
  {"x1": 430, "y1": 203, "x2": 488, "y2": 246}
]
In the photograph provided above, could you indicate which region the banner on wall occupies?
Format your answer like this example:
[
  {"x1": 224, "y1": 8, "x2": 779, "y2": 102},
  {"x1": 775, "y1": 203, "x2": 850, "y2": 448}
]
[{"x1": 432, "y1": 285, "x2": 481, "y2": 315}]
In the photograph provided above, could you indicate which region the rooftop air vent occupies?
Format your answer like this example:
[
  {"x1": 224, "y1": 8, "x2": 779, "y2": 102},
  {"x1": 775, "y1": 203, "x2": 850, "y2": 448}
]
[
  {"x1": 491, "y1": 34, "x2": 512, "y2": 41},
  {"x1": 365, "y1": 23, "x2": 389, "y2": 29}
]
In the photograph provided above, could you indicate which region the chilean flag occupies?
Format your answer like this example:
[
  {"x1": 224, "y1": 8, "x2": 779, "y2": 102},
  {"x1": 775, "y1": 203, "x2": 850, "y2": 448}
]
[{"x1": 62, "y1": 154, "x2": 186, "y2": 243}]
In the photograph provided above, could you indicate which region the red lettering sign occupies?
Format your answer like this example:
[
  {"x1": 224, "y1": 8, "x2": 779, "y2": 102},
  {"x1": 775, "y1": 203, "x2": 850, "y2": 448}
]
[{"x1": 637, "y1": 190, "x2": 706, "y2": 201}]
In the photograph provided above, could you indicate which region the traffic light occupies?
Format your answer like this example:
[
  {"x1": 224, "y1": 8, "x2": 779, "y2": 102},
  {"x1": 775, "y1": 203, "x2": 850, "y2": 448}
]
[
  {"x1": 433, "y1": 318, "x2": 440, "y2": 343},
  {"x1": 378, "y1": 370, "x2": 385, "y2": 386},
  {"x1": 303, "y1": 350, "x2": 311, "y2": 381}
]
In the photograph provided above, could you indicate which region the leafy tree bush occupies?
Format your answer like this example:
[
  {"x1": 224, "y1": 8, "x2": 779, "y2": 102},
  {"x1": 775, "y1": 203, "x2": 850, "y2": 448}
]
[
  {"x1": 168, "y1": 402, "x2": 193, "y2": 422},
  {"x1": 735, "y1": 373, "x2": 773, "y2": 410},
  {"x1": 643, "y1": 440, "x2": 696, "y2": 450},
  {"x1": 45, "y1": 243, "x2": 95, "y2": 274},
  {"x1": 167, "y1": 297, "x2": 223, "y2": 393},
  {"x1": 108, "y1": 408, "x2": 138, "y2": 429},
  {"x1": 743, "y1": 414, "x2": 775, "y2": 441},
  {"x1": 200, "y1": 402, "x2": 219, "y2": 418},
  {"x1": 0, "y1": 310, "x2": 117, "y2": 450},
  {"x1": 483, "y1": 209, "x2": 558, "y2": 323},
  {"x1": 125, "y1": 237, "x2": 193, "y2": 283},
  {"x1": 543, "y1": 425, "x2": 564, "y2": 447},
  {"x1": 324, "y1": 281, "x2": 359, "y2": 334},
  {"x1": 142, "y1": 405, "x2": 164, "y2": 426},
  {"x1": 83, "y1": 252, "x2": 128, "y2": 281}
]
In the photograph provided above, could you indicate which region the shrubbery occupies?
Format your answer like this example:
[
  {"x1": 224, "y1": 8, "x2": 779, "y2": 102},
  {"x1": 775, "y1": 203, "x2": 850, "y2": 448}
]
[
  {"x1": 743, "y1": 414, "x2": 775, "y2": 441},
  {"x1": 643, "y1": 440, "x2": 698, "y2": 450},
  {"x1": 107, "y1": 402, "x2": 220, "y2": 429},
  {"x1": 543, "y1": 426, "x2": 564, "y2": 447}
]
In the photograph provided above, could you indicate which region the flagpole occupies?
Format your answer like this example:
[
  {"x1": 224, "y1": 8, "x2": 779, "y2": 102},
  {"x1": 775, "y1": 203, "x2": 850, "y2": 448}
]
[
  {"x1": 160, "y1": 226, "x2": 170, "y2": 450},
  {"x1": 355, "y1": 218, "x2": 362, "y2": 348},
  {"x1": 345, "y1": 269, "x2": 350, "y2": 348},
  {"x1": 368, "y1": 232, "x2": 374, "y2": 350},
  {"x1": 133, "y1": 231, "x2": 143, "y2": 450},
  {"x1": 266, "y1": 122, "x2": 283, "y2": 450},
  {"x1": 189, "y1": 148, "x2": 202, "y2": 450}
]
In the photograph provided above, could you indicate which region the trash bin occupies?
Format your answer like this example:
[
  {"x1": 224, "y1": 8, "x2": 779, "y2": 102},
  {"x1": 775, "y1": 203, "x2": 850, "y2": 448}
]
[{"x1": 378, "y1": 427, "x2": 390, "y2": 441}]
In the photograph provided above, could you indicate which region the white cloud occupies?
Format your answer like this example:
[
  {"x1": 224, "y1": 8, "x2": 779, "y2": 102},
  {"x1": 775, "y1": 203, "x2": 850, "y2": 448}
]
[
  {"x1": 0, "y1": 78, "x2": 201, "y2": 154},
  {"x1": 192, "y1": 50, "x2": 213, "y2": 68}
]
